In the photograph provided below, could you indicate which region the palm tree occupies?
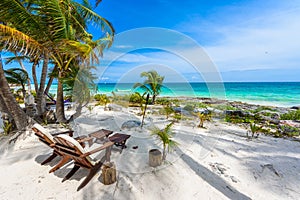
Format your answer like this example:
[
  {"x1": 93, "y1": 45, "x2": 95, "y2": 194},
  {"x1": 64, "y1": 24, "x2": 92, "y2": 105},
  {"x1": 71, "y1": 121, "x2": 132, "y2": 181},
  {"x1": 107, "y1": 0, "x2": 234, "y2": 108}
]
[
  {"x1": 0, "y1": 55, "x2": 28, "y2": 130},
  {"x1": 5, "y1": 54, "x2": 32, "y2": 95},
  {"x1": 151, "y1": 122, "x2": 178, "y2": 160},
  {"x1": 0, "y1": 0, "x2": 114, "y2": 123},
  {"x1": 4, "y1": 68, "x2": 29, "y2": 99},
  {"x1": 133, "y1": 70, "x2": 164, "y2": 104}
]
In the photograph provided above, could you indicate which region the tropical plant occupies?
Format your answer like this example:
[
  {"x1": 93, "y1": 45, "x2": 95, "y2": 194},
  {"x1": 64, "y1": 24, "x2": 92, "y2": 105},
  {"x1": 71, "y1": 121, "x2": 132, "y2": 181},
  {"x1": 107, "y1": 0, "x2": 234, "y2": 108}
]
[
  {"x1": 4, "y1": 68, "x2": 29, "y2": 99},
  {"x1": 3, "y1": 121, "x2": 13, "y2": 135},
  {"x1": 0, "y1": 55, "x2": 28, "y2": 130},
  {"x1": 163, "y1": 105, "x2": 174, "y2": 119},
  {"x1": 151, "y1": 122, "x2": 179, "y2": 160},
  {"x1": 129, "y1": 92, "x2": 145, "y2": 105},
  {"x1": 248, "y1": 122, "x2": 261, "y2": 138},
  {"x1": 0, "y1": 0, "x2": 114, "y2": 123},
  {"x1": 95, "y1": 94, "x2": 110, "y2": 109},
  {"x1": 280, "y1": 110, "x2": 300, "y2": 120},
  {"x1": 133, "y1": 70, "x2": 164, "y2": 104},
  {"x1": 197, "y1": 112, "x2": 211, "y2": 128}
]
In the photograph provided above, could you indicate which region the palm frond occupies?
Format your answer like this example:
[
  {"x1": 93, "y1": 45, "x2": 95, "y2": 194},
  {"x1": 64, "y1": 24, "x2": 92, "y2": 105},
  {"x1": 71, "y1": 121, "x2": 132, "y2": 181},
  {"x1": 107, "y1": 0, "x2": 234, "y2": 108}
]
[
  {"x1": 0, "y1": 24, "x2": 45, "y2": 58},
  {"x1": 41, "y1": 0, "x2": 68, "y2": 41},
  {"x1": 72, "y1": 2, "x2": 115, "y2": 38},
  {"x1": 0, "y1": 0, "x2": 45, "y2": 38}
]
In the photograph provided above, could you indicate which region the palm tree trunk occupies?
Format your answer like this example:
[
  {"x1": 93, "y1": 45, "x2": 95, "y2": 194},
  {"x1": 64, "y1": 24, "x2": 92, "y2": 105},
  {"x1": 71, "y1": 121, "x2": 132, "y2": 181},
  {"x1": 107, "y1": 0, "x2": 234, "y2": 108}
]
[
  {"x1": 31, "y1": 60, "x2": 39, "y2": 93},
  {"x1": 0, "y1": 55, "x2": 28, "y2": 130},
  {"x1": 36, "y1": 55, "x2": 49, "y2": 116},
  {"x1": 44, "y1": 65, "x2": 57, "y2": 94},
  {"x1": 152, "y1": 94, "x2": 156, "y2": 104},
  {"x1": 15, "y1": 52, "x2": 31, "y2": 95},
  {"x1": 56, "y1": 71, "x2": 66, "y2": 122}
]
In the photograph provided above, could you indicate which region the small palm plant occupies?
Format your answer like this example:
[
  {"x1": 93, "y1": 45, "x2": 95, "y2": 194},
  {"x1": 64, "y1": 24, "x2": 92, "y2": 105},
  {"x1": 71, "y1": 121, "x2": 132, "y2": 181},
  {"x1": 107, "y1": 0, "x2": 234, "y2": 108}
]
[
  {"x1": 197, "y1": 112, "x2": 211, "y2": 128},
  {"x1": 248, "y1": 122, "x2": 261, "y2": 138},
  {"x1": 151, "y1": 122, "x2": 179, "y2": 160},
  {"x1": 163, "y1": 105, "x2": 174, "y2": 119}
]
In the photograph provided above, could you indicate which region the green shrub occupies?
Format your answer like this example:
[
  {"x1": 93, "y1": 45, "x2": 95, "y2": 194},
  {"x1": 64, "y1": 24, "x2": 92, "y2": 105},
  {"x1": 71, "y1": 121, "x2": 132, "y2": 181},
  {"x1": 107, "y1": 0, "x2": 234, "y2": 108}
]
[
  {"x1": 129, "y1": 92, "x2": 145, "y2": 104},
  {"x1": 156, "y1": 98, "x2": 171, "y2": 105},
  {"x1": 213, "y1": 104, "x2": 237, "y2": 111},
  {"x1": 183, "y1": 104, "x2": 195, "y2": 112},
  {"x1": 94, "y1": 94, "x2": 110, "y2": 107},
  {"x1": 280, "y1": 110, "x2": 300, "y2": 120}
]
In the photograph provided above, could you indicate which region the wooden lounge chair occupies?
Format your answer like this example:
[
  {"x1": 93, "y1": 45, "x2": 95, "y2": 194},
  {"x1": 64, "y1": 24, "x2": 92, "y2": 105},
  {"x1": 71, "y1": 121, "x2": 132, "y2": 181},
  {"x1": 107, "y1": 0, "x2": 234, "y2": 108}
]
[
  {"x1": 32, "y1": 123, "x2": 74, "y2": 165},
  {"x1": 53, "y1": 134, "x2": 115, "y2": 191},
  {"x1": 32, "y1": 123, "x2": 92, "y2": 167}
]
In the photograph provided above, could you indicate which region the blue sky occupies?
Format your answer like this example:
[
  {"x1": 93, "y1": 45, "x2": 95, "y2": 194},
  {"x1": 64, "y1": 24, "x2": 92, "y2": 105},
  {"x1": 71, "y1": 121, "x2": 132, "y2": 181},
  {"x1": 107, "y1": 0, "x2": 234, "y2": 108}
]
[
  {"x1": 92, "y1": 0, "x2": 300, "y2": 83},
  {"x1": 2, "y1": 0, "x2": 300, "y2": 83}
]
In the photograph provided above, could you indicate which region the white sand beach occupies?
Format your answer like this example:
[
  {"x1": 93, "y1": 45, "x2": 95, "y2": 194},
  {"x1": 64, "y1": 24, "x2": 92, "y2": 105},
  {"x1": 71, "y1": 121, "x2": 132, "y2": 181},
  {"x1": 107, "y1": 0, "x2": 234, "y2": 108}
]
[{"x1": 1, "y1": 105, "x2": 300, "y2": 200}]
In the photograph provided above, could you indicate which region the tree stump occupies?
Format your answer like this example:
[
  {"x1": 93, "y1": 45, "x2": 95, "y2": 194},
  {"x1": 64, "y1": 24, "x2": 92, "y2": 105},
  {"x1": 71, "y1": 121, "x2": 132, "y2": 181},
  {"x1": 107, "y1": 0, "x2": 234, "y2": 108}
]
[
  {"x1": 149, "y1": 149, "x2": 162, "y2": 167},
  {"x1": 102, "y1": 162, "x2": 116, "y2": 185}
]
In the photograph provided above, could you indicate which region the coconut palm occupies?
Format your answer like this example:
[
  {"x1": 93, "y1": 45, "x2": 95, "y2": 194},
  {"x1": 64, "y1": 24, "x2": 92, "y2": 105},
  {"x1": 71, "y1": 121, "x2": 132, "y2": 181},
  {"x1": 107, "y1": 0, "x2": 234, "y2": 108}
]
[
  {"x1": 151, "y1": 122, "x2": 179, "y2": 160},
  {"x1": 0, "y1": 0, "x2": 114, "y2": 123},
  {"x1": 0, "y1": 54, "x2": 28, "y2": 130},
  {"x1": 133, "y1": 70, "x2": 164, "y2": 104},
  {"x1": 4, "y1": 68, "x2": 29, "y2": 99}
]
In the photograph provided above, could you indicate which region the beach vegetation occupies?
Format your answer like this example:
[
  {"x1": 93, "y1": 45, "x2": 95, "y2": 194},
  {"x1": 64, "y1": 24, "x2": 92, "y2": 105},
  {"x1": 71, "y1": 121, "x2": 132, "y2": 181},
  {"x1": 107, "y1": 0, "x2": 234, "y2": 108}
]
[
  {"x1": 133, "y1": 70, "x2": 164, "y2": 104},
  {"x1": 159, "y1": 105, "x2": 174, "y2": 119},
  {"x1": 247, "y1": 122, "x2": 261, "y2": 138},
  {"x1": 3, "y1": 121, "x2": 13, "y2": 135},
  {"x1": 212, "y1": 104, "x2": 237, "y2": 111},
  {"x1": 280, "y1": 110, "x2": 300, "y2": 120},
  {"x1": 95, "y1": 94, "x2": 110, "y2": 109},
  {"x1": 183, "y1": 104, "x2": 195, "y2": 112},
  {"x1": 156, "y1": 97, "x2": 171, "y2": 105},
  {"x1": 0, "y1": 0, "x2": 114, "y2": 127},
  {"x1": 151, "y1": 122, "x2": 179, "y2": 160},
  {"x1": 129, "y1": 92, "x2": 145, "y2": 105},
  {"x1": 197, "y1": 112, "x2": 211, "y2": 128},
  {"x1": 280, "y1": 125, "x2": 300, "y2": 137},
  {"x1": 4, "y1": 68, "x2": 29, "y2": 100},
  {"x1": 253, "y1": 106, "x2": 276, "y2": 113}
]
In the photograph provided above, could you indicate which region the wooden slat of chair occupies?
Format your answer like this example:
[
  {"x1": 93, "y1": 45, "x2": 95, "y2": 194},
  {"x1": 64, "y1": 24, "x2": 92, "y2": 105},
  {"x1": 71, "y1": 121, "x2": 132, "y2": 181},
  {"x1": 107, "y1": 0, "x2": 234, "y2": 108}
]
[{"x1": 53, "y1": 135, "x2": 114, "y2": 191}]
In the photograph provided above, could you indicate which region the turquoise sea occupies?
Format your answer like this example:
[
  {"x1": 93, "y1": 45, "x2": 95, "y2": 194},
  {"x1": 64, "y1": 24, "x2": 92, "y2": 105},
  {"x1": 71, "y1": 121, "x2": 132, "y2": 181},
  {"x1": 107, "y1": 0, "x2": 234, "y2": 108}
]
[{"x1": 48, "y1": 82, "x2": 300, "y2": 107}]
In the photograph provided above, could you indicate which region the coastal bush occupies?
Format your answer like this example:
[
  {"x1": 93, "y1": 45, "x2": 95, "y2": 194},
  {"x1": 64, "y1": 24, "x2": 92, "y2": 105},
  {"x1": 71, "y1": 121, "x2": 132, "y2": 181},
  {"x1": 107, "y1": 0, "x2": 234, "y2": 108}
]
[
  {"x1": 254, "y1": 106, "x2": 276, "y2": 113},
  {"x1": 129, "y1": 92, "x2": 145, "y2": 104},
  {"x1": 212, "y1": 104, "x2": 237, "y2": 111},
  {"x1": 156, "y1": 98, "x2": 171, "y2": 105},
  {"x1": 95, "y1": 94, "x2": 110, "y2": 108},
  {"x1": 280, "y1": 110, "x2": 300, "y2": 120},
  {"x1": 159, "y1": 105, "x2": 174, "y2": 119},
  {"x1": 280, "y1": 125, "x2": 300, "y2": 137},
  {"x1": 183, "y1": 104, "x2": 195, "y2": 112}
]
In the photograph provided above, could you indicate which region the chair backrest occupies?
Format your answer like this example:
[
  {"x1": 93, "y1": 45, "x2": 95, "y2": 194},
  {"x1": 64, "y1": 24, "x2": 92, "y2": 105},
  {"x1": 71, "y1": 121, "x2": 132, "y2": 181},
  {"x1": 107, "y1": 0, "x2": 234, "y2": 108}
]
[
  {"x1": 32, "y1": 123, "x2": 55, "y2": 146},
  {"x1": 53, "y1": 134, "x2": 94, "y2": 168}
]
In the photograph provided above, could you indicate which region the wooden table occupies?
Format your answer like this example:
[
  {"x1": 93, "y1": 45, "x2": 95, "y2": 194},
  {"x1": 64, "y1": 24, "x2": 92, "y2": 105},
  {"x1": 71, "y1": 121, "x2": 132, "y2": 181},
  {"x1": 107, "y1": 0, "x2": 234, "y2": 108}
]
[{"x1": 89, "y1": 129, "x2": 113, "y2": 143}]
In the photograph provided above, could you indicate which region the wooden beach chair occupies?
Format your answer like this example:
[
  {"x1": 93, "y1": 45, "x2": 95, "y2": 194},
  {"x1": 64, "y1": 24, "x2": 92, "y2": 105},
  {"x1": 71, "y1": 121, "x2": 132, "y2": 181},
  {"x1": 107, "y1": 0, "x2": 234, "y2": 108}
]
[
  {"x1": 32, "y1": 123, "x2": 74, "y2": 165},
  {"x1": 32, "y1": 123, "x2": 93, "y2": 167},
  {"x1": 53, "y1": 134, "x2": 115, "y2": 191}
]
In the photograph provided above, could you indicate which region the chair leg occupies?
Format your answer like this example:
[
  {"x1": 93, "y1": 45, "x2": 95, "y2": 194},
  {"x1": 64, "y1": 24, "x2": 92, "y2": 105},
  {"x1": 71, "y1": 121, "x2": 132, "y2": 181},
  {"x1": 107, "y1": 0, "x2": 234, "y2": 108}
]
[
  {"x1": 62, "y1": 165, "x2": 80, "y2": 182},
  {"x1": 77, "y1": 156, "x2": 106, "y2": 191},
  {"x1": 49, "y1": 156, "x2": 70, "y2": 173},
  {"x1": 41, "y1": 152, "x2": 58, "y2": 165}
]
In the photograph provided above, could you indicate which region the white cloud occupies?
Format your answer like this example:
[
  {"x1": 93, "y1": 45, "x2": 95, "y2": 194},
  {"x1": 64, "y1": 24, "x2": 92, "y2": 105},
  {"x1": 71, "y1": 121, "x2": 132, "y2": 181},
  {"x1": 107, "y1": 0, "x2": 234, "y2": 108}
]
[{"x1": 180, "y1": 6, "x2": 300, "y2": 72}]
